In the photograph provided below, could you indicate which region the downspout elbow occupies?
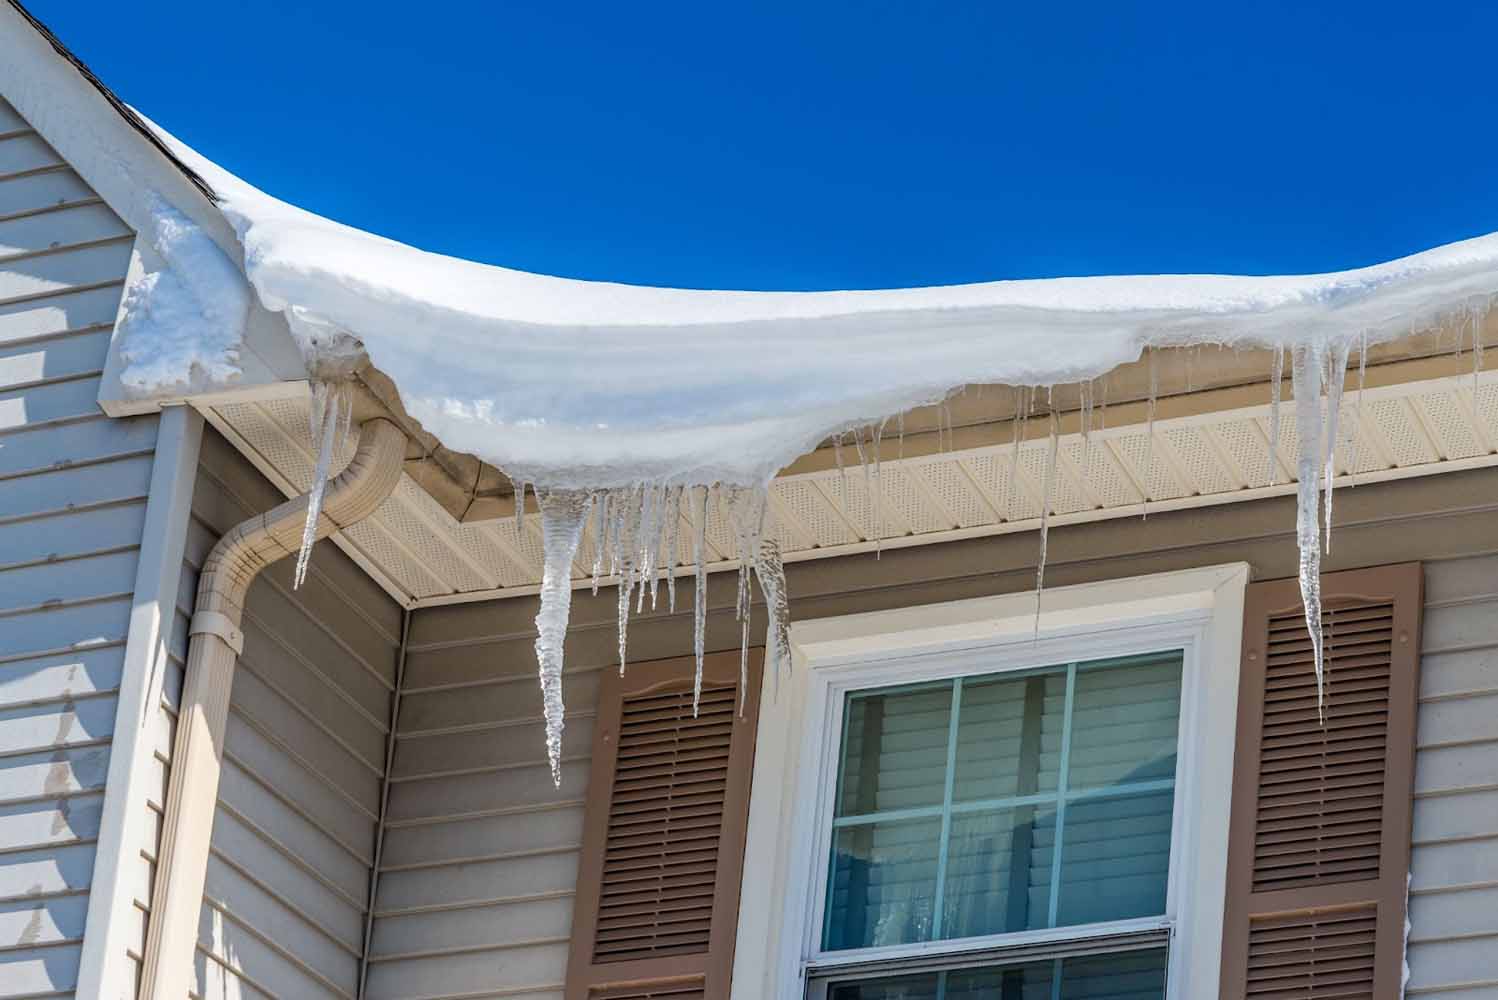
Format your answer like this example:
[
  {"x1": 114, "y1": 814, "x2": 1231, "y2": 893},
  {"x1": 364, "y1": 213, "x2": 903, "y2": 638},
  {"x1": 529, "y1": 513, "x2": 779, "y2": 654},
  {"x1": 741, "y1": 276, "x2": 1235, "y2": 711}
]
[
  {"x1": 190, "y1": 416, "x2": 406, "y2": 639},
  {"x1": 141, "y1": 416, "x2": 407, "y2": 1000}
]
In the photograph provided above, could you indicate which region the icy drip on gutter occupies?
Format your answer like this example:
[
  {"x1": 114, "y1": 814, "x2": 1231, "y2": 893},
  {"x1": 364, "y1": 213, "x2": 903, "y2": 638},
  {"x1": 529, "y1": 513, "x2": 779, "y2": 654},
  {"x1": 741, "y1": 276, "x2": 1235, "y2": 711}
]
[
  {"x1": 515, "y1": 329, "x2": 1436, "y2": 782},
  {"x1": 534, "y1": 490, "x2": 594, "y2": 785},
  {"x1": 294, "y1": 379, "x2": 353, "y2": 589},
  {"x1": 1291, "y1": 345, "x2": 1328, "y2": 701},
  {"x1": 525, "y1": 479, "x2": 791, "y2": 785}
]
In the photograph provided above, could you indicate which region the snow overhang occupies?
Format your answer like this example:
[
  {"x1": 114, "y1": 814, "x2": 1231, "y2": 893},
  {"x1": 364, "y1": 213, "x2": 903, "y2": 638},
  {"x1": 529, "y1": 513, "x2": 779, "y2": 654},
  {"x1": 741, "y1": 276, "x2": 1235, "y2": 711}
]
[{"x1": 195, "y1": 319, "x2": 1498, "y2": 608}]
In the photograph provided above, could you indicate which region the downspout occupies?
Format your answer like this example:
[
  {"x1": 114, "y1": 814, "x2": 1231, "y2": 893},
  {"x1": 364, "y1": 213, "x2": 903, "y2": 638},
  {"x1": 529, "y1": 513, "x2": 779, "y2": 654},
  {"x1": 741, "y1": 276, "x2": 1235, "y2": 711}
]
[{"x1": 139, "y1": 417, "x2": 407, "y2": 1000}]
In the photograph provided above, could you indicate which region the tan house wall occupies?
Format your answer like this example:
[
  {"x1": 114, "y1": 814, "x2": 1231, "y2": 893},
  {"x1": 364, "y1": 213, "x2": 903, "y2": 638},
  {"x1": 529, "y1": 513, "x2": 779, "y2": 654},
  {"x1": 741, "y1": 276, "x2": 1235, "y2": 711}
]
[
  {"x1": 148, "y1": 429, "x2": 403, "y2": 998},
  {"x1": 371, "y1": 464, "x2": 1498, "y2": 1000}
]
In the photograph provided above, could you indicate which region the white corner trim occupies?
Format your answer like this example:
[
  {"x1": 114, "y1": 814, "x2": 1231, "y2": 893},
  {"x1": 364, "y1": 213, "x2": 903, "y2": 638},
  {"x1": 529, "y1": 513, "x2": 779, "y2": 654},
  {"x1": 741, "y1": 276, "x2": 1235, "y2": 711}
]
[
  {"x1": 731, "y1": 562, "x2": 1249, "y2": 1000},
  {"x1": 76, "y1": 405, "x2": 204, "y2": 1000}
]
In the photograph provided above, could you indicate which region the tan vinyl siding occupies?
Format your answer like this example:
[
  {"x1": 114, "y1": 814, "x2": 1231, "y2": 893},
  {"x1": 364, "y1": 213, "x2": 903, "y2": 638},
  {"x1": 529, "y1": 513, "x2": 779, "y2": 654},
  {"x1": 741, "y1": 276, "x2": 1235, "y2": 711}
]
[
  {"x1": 1406, "y1": 552, "x2": 1498, "y2": 998},
  {"x1": 371, "y1": 464, "x2": 1498, "y2": 1000},
  {"x1": 131, "y1": 429, "x2": 402, "y2": 998},
  {"x1": 0, "y1": 96, "x2": 141, "y2": 1000}
]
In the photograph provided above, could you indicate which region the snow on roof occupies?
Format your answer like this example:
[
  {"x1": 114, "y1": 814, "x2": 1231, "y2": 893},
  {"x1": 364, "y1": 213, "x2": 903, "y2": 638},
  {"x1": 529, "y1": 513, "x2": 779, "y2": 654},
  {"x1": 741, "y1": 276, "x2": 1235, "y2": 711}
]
[{"x1": 121, "y1": 118, "x2": 1498, "y2": 490}]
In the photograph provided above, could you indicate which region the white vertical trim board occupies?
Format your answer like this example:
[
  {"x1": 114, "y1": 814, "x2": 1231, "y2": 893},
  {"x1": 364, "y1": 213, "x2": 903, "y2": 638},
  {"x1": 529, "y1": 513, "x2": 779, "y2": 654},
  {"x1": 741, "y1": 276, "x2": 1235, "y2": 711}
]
[
  {"x1": 76, "y1": 404, "x2": 204, "y2": 1000},
  {"x1": 731, "y1": 563, "x2": 1249, "y2": 1000}
]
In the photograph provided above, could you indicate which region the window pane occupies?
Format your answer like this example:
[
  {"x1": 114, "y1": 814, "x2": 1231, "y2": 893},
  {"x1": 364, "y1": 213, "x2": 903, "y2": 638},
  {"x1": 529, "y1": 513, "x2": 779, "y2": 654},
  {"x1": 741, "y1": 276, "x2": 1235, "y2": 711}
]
[
  {"x1": 829, "y1": 973, "x2": 939, "y2": 1000},
  {"x1": 946, "y1": 959, "x2": 1054, "y2": 998},
  {"x1": 952, "y1": 671, "x2": 1066, "y2": 803},
  {"x1": 820, "y1": 949, "x2": 1164, "y2": 1000},
  {"x1": 1066, "y1": 654, "x2": 1182, "y2": 791},
  {"x1": 1059, "y1": 947, "x2": 1168, "y2": 999},
  {"x1": 1055, "y1": 791, "x2": 1174, "y2": 926},
  {"x1": 826, "y1": 817, "x2": 943, "y2": 950},
  {"x1": 940, "y1": 806, "x2": 1054, "y2": 938},
  {"x1": 836, "y1": 685, "x2": 952, "y2": 816}
]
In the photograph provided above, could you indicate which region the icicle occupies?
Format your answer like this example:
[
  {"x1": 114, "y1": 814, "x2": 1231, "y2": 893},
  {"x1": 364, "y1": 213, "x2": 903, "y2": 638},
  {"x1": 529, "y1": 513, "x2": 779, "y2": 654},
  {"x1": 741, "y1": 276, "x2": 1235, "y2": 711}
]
[
  {"x1": 617, "y1": 560, "x2": 632, "y2": 676},
  {"x1": 590, "y1": 491, "x2": 610, "y2": 595},
  {"x1": 1291, "y1": 343, "x2": 1327, "y2": 708},
  {"x1": 757, "y1": 538, "x2": 791, "y2": 685},
  {"x1": 691, "y1": 485, "x2": 710, "y2": 714},
  {"x1": 1034, "y1": 411, "x2": 1060, "y2": 635},
  {"x1": 851, "y1": 426, "x2": 875, "y2": 541},
  {"x1": 635, "y1": 484, "x2": 656, "y2": 614},
  {"x1": 727, "y1": 487, "x2": 769, "y2": 712},
  {"x1": 1009, "y1": 386, "x2": 1027, "y2": 520},
  {"x1": 833, "y1": 433, "x2": 849, "y2": 517},
  {"x1": 1099, "y1": 377, "x2": 1109, "y2": 429},
  {"x1": 897, "y1": 411, "x2": 906, "y2": 461},
  {"x1": 663, "y1": 485, "x2": 681, "y2": 613},
  {"x1": 738, "y1": 584, "x2": 751, "y2": 714},
  {"x1": 1267, "y1": 347, "x2": 1285, "y2": 487},
  {"x1": 1323, "y1": 339, "x2": 1352, "y2": 552},
  {"x1": 872, "y1": 419, "x2": 887, "y2": 558},
  {"x1": 1143, "y1": 350, "x2": 1158, "y2": 515},
  {"x1": 1351, "y1": 332, "x2": 1368, "y2": 483},
  {"x1": 941, "y1": 402, "x2": 953, "y2": 452},
  {"x1": 295, "y1": 380, "x2": 348, "y2": 590},
  {"x1": 614, "y1": 486, "x2": 640, "y2": 676},
  {"x1": 533, "y1": 489, "x2": 593, "y2": 787},
  {"x1": 514, "y1": 480, "x2": 528, "y2": 539},
  {"x1": 1473, "y1": 302, "x2": 1486, "y2": 393},
  {"x1": 1080, "y1": 380, "x2": 1094, "y2": 473}
]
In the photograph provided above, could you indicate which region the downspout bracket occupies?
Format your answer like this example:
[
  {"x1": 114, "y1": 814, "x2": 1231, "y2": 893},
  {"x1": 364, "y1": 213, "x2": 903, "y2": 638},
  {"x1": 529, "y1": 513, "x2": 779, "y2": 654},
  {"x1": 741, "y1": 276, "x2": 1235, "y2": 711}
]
[{"x1": 189, "y1": 610, "x2": 245, "y2": 655}]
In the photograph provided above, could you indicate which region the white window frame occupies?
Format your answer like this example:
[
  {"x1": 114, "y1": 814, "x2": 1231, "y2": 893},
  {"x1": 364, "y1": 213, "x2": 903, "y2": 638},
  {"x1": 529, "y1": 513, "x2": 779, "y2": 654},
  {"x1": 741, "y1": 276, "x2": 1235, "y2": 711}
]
[{"x1": 731, "y1": 563, "x2": 1250, "y2": 1000}]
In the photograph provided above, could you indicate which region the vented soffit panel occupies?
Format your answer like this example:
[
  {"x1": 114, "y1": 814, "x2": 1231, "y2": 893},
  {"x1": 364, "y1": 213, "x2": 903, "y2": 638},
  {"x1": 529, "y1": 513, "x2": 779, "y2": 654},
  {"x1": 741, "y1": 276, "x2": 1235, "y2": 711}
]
[{"x1": 199, "y1": 331, "x2": 1498, "y2": 609}]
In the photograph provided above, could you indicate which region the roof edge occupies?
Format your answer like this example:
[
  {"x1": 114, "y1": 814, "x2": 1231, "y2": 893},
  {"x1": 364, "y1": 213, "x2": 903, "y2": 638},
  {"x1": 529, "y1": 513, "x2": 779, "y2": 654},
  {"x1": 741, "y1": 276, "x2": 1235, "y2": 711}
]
[{"x1": 6, "y1": 0, "x2": 218, "y2": 204}]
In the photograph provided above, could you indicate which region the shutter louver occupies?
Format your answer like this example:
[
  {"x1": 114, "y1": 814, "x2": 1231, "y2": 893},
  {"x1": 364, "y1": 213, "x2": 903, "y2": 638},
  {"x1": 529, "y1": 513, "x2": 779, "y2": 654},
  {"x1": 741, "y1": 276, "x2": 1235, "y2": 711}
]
[
  {"x1": 567, "y1": 650, "x2": 763, "y2": 1000},
  {"x1": 1222, "y1": 564, "x2": 1422, "y2": 1000}
]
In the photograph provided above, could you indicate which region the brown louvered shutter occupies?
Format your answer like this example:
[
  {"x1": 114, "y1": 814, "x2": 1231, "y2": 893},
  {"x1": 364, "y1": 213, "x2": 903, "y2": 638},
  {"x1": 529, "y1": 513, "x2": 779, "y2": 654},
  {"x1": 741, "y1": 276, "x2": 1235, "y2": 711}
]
[
  {"x1": 566, "y1": 649, "x2": 763, "y2": 1000},
  {"x1": 1221, "y1": 563, "x2": 1423, "y2": 1000}
]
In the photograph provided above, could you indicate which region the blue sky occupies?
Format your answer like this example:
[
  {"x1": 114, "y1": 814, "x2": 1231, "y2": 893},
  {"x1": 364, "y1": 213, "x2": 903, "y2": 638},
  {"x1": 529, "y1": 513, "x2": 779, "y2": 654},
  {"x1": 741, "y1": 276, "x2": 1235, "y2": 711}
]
[{"x1": 29, "y1": 1, "x2": 1498, "y2": 290}]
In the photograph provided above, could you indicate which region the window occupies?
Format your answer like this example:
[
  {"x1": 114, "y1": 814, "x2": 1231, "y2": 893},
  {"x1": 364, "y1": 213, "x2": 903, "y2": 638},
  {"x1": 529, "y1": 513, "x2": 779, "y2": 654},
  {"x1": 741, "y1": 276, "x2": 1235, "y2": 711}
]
[
  {"x1": 813, "y1": 652, "x2": 1181, "y2": 996},
  {"x1": 731, "y1": 566, "x2": 1249, "y2": 1000}
]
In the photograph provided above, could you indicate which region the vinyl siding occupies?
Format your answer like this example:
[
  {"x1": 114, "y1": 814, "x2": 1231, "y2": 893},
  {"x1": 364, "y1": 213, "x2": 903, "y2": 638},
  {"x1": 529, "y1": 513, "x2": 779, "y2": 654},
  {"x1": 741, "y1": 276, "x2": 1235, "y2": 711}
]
[
  {"x1": 1406, "y1": 553, "x2": 1498, "y2": 998},
  {"x1": 372, "y1": 464, "x2": 1498, "y2": 1000},
  {"x1": 0, "y1": 95, "x2": 143, "y2": 1000},
  {"x1": 130, "y1": 429, "x2": 403, "y2": 998}
]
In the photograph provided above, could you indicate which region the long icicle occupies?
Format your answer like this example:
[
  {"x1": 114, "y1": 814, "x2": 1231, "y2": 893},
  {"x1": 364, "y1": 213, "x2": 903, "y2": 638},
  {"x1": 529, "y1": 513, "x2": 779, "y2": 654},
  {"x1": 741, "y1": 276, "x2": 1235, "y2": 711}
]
[
  {"x1": 1009, "y1": 385, "x2": 1026, "y2": 520},
  {"x1": 852, "y1": 426, "x2": 874, "y2": 543},
  {"x1": 1291, "y1": 343, "x2": 1328, "y2": 707},
  {"x1": 1267, "y1": 346, "x2": 1285, "y2": 487},
  {"x1": 590, "y1": 491, "x2": 610, "y2": 595},
  {"x1": 1351, "y1": 334, "x2": 1367, "y2": 485},
  {"x1": 533, "y1": 489, "x2": 593, "y2": 787},
  {"x1": 833, "y1": 434, "x2": 850, "y2": 519},
  {"x1": 758, "y1": 538, "x2": 791, "y2": 688},
  {"x1": 692, "y1": 485, "x2": 710, "y2": 714},
  {"x1": 295, "y1": 380, "x2": 346, "y2": 589},
  {"x1": 1080, "y1": 379, "x2": 1094, "y2": 473},
  {"x1": 872, "y1": 419, "x2": 886, "y2": 558},
  {"x1": 1034, "y1": 410, "x2": 1060, "y2": 636},
  {"x1": 1323, "y1": 338, "x2": 1352, "y2": 552},
  {"x1": 615, "y1": 486, "x2": 639, "y2": 677},
  {"x1": 1143, "y1": 349, "x2": 1158, "y2": 517},
  {"x1": 663, "y1": 485, "x2": 681, "y2": 613}
]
